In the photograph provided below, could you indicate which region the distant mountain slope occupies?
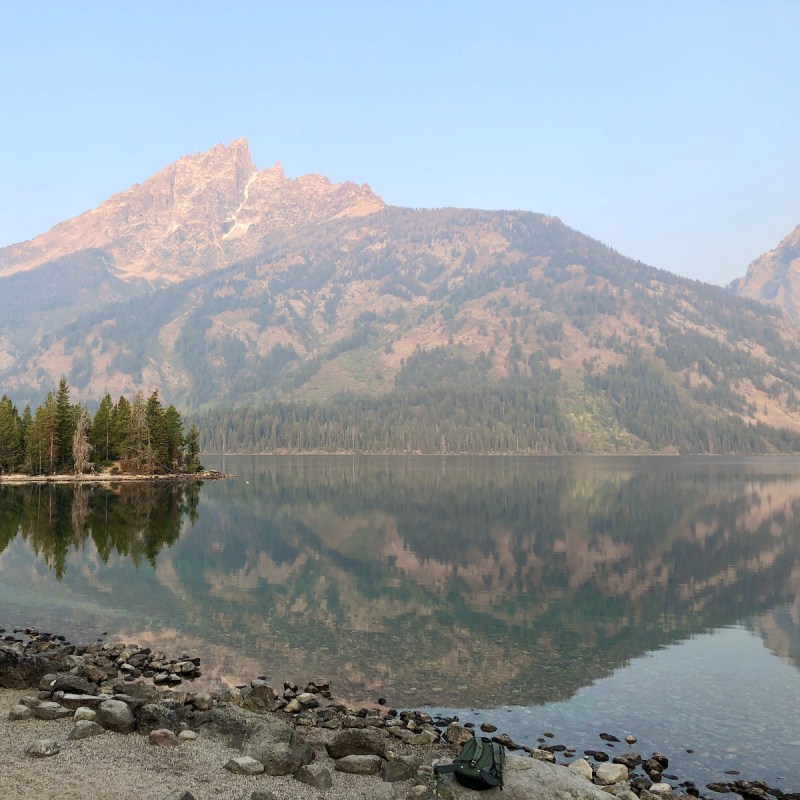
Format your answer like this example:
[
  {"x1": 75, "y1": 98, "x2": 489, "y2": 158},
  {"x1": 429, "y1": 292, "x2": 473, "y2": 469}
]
[
  {"x1": 2, "y1": 140, "x2": 800, "y2": 453},
  {"x1": 731, "y1": 224, "x2": 800, "y2": 323}
]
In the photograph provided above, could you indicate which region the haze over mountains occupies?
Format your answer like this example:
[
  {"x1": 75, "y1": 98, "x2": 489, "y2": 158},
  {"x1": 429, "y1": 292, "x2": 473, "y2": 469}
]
[{"x1": 2, "y1": 139, "x2": 800, "y2": 454}]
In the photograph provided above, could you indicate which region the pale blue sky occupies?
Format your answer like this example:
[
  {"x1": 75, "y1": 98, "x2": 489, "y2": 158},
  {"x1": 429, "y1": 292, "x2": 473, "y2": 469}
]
[{"x1": 1, "y1": 1, "x2": 798, "y2": 286}]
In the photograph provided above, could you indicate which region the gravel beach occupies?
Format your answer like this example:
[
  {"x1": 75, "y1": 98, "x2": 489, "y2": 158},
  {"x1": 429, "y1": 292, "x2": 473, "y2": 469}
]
[{"x1": 0, "y1": 688, "x2": 408, "y2": 800}]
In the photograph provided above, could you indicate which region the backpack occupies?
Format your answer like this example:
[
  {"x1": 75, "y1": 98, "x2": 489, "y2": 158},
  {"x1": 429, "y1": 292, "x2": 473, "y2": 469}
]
[{"x1": 434, "y1": 735, "x2": 505, "y2": 790}]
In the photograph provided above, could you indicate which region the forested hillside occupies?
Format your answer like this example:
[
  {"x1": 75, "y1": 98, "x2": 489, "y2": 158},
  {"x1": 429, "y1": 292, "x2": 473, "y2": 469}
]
[{"x1": 2, "y1": 141, "x2": 800, "y2": 453}]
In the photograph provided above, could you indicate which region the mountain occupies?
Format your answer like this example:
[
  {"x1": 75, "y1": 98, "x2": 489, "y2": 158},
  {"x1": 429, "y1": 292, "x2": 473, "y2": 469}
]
[
  {"x1": 0, "y1": 138, "x2": 382, "y2": 284},
  {"x1": 731, "y1": 225, "x2": 800, "y2": 323},
  {"x1": 3, "y1": 139, "x2": 800, "y2": 453}
]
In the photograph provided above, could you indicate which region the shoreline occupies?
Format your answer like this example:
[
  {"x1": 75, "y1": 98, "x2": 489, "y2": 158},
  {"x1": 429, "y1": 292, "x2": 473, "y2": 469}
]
[
  {"x1": 1, "y1": 628, "x2": 794, "y2": 800},
  {"x1": 0, "y1": 470, "x2": 235, "y2": 486}
]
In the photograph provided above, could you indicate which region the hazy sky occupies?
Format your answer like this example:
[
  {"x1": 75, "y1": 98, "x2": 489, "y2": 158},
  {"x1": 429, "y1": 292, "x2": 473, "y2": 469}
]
[{"x1": 2, "y1": 1, "x2": 798, "y2": 286}]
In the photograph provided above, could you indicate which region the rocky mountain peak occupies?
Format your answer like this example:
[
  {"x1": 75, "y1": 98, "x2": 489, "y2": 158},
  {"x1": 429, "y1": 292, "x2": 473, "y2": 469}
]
[
  {"x1": 732, "y1": 224, "x2": 800, "y2": 322},
  {"x1": 0, "y1": 139, "x2": 384, "y2": 283}
]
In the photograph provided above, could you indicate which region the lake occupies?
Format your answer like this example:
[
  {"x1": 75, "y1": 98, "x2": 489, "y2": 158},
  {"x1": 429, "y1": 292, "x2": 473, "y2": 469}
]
[{"x1": 1, "y1": 455, "x2": 800, "y2": 790}]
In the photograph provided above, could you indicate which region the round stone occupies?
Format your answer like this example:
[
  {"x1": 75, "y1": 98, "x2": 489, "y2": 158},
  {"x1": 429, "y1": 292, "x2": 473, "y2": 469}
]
[
  {"x1": 8, "y1": 704, "x2": 32, "y2": 721},
  {"x1": 26, "y1": 739, "x2": 60, "y2": 758}
]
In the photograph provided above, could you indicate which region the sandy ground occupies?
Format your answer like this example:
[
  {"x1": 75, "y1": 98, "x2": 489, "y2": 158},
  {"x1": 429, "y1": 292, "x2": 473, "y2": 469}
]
[{"x1": 0, "y1": 688, "x2": 416, "y2": 800}]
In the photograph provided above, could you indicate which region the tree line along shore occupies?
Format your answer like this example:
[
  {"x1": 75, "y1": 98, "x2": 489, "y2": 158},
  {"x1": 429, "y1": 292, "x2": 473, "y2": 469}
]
[{"x1": 0, "y1": 380, "x2": 201, "y2": 477}]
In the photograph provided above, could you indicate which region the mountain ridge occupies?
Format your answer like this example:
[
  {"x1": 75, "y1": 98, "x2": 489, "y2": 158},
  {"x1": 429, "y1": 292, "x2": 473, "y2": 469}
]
[
  {"x1": 2, "y1": 140, "x2": 800, "y2": 453},
  {"x1": 0, "y1": 138, "x2": 384, "y2": 284},
  {"x1": 731, "y1": 224, "x2": 800, "y2": 322}
]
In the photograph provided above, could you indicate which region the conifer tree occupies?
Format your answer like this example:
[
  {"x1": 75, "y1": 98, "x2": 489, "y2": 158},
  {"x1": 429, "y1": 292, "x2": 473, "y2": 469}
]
[
  {"x1": 111, "y1": 395, "x2": 132, "y2": 461},
  {"x1": 164, "y1": 405, "x2": 184, "y2": 471},
  {"x1": 32, "y1": 392, "x2": 59, "y2": 474},
  {"x1": 0, "y1": 396, "x2": 22, "y2": 473},
  {"x1": 184, "y1": 425, "x2": 201, "y2": 473},
  {"x1": 145, "y1": 390, "x2": 167, "y2": 470},
  {"x1": 90, "y1": 393, "x2": 114, "y2": 464},
  {"x1": 55, "y1": 378, "x2": 76, "y2": 472}
]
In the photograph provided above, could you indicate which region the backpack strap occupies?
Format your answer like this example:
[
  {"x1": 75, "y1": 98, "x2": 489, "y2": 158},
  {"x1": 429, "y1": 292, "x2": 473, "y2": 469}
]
[
  {"x1": 478, "y1": 767, "x2": 501, "y2": 787},
  {"x1": 470, "y1": 736, "x2": 484, "y2": 766}
]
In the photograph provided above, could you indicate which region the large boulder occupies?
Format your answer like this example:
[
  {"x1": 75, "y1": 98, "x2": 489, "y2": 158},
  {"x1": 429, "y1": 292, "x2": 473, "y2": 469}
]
[
  {"x1": 433, "y1": 754, "x2": 613, "y2": 800},
  {"x1": 0, "y1": 646, "x2": 56, "y2": 689},
  {"x1": 53, "y1": 674, "x2": 97, "y2": 695},
  {"x1": 195, "y1": 704, "x2": 312, "y2": 776},
  {"x1": 242, "y1": 682, "x2": 280, "y2": 713},
  {"x1": 325, "y1": 728, "x2": 389, "y2": 759},
  {"x1": 96, "y1": 699, "x2": 136, "y2": 734},
  {"x1": 136, "y1": 703, "x2": 181, "y2": 735}
]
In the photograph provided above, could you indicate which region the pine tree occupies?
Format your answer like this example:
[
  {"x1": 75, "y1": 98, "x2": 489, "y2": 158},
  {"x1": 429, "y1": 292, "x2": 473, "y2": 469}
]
[
  {"x1": 164, "y1": 405, "x2": 184, "y2": 472},
  {"x1": 90, "y1": 393, "x2": 114, "y2": 464},
  {"x1": 0, "y1": 396, "x2": 22, "y2": 473},
  {"x1": 145, "y1": 390, "x2": 167, "y2": 471},
  {"x1": 184, "y1": 425, "x2": 201, "y2": 473},
  {"x1": 32, "y1": 392, "x2": 59, "y2": 474},
  {"x1": 20, "y1": 405, "x2": 32, "y2": 472},
  {"x1": 111, "y1": 395, "x2": 132, "y2": 462},
  {"x1": 55, "y1": 378, "x2": 76, "y2": 472}
]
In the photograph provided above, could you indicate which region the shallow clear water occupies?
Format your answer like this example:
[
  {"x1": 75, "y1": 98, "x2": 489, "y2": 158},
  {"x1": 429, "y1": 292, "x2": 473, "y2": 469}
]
[{"x1": 2, "y1": 455, "x2": 800, "y2": 788}]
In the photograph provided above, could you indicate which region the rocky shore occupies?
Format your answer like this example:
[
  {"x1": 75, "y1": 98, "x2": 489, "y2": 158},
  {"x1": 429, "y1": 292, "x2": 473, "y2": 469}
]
[
  {"x1": 0, "y1": 629, "x2": 795, "y2": 800},
  {"x1": 0, "y1": 470, "x2": 232, "y2": 485}
]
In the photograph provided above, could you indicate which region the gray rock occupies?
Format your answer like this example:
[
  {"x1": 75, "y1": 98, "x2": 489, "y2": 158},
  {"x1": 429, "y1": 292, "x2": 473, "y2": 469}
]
[
  {"x1": 32, "y1": 701, "x2": 72, "y2": 720},
  {"x1": 160, "y1": 792, "x2": 196, "y2": 800},
  {"x1": 242, "y1": 682, "x2": 280, "y2": 713},
  {"x1": 434, "y1": 754, "x2": 612, "y2": 800},
  {"x1": 326, "y1": 728, "x2": 390, "y2": 759},
  {"x1": 39, "y1": 673, "x2": 58, "y2": 691},
  {"x1": 74, "y1": 706, "x2": 96, "y2": 721},
  {"x1": 59, "y1": 693, "x2": 106, "y2": 710},
  {"x1": 149, "y1": 728, "x2": 182, "y2": 747},
  {"x1": 648, "y1": 784, "x2": 673, "y2": 796},
  {"x1": 531, "y1": 748, "x2": 556, "y2": 763},
  {"x1": 8, "y1": 704, "x2": 32, "y2": 720},
  {"x1": 381, "y1": 758, "x2": 416, "y2": 782},
  {"x1": 249, "y1": 792, "x2": 280, "y2": 800},
  {"x1": 136, "y1": 703, "x2": 181, "y2": 734},
  {"x1": 53, "y1": 674, "x2": 97, "y2": 695},
  {"x1": 96, "y1": 698, "x2": 136, "y2": 733},
  {"x1": 368, "y1": 785, "x2": 396, "y2": 800},
  {"x1": 335, "y1": 754, "x2": 385, "y2": 775},
  {"x1": 196, "y1": 704, "x2": 312, "y2": 777},
  {"x1": 295, "y1": 763, "x2": 333, "y2": 790},
  {"x1": 224, "y1": 756, "x2": 265, "y2": 775},
  {"x1": 68, "y1": 720, "x2": 106, "y2": 740},
  {"x1": 0, "y1": 646, "x2": 56, "y2": 689},
  {"x1": 18, "y1": 695, "x2": 41, "y2": 708},
  {"x1": 26, "y1": 739, "x2": 61, "y2": 758},
  {"x1": 256, "y1": 741, "x2": 315, "y2": 776},
  {"x1": 596, "y1": 762, "x2": 629, "y2": 785},
  {"x1": 178, "y1": 730, "x2": 198, "y2": 741}
]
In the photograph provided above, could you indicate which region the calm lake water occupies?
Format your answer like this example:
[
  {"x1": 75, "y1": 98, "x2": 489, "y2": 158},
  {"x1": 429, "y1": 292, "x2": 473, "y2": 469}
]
[{"x1": 2, "y1": 455, "x2": 800, "y2": 789}]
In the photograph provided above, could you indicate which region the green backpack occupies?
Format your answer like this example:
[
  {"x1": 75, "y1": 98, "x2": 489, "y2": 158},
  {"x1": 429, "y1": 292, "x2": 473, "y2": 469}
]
[{"x1": 435, "y1": 735, "x2": 505, "y2": 790}]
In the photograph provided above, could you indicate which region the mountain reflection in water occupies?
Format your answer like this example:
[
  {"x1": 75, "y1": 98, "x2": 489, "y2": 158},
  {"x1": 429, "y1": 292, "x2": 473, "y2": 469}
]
[{"x1": 1, "y1": 456, "x2": 799, "y2": 711}]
